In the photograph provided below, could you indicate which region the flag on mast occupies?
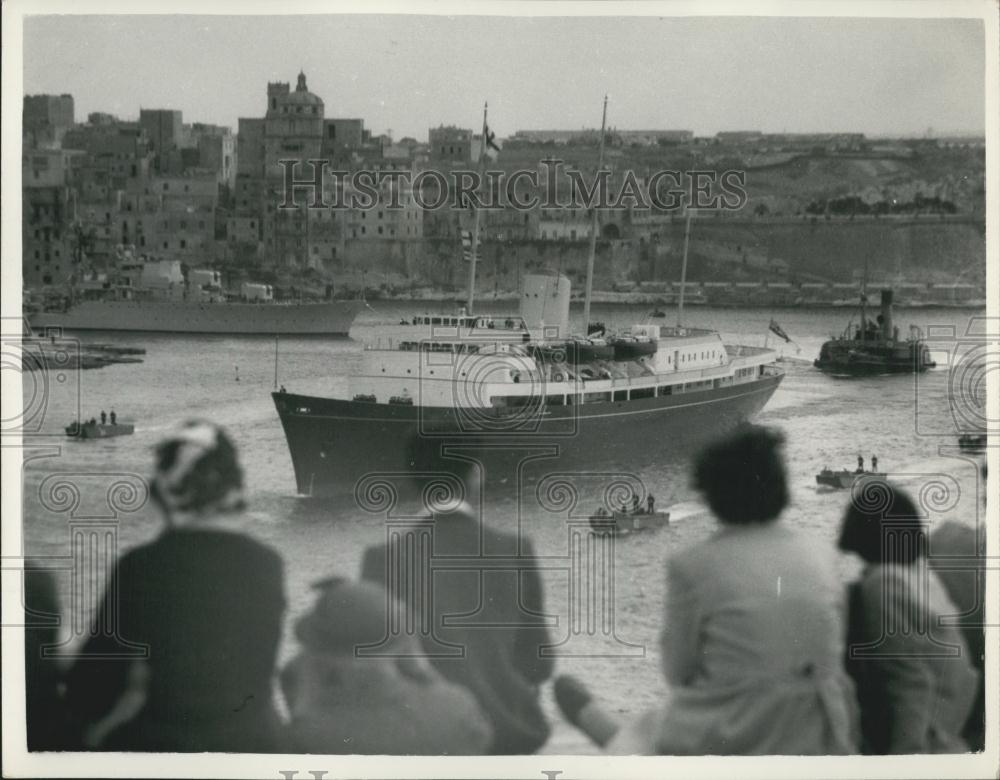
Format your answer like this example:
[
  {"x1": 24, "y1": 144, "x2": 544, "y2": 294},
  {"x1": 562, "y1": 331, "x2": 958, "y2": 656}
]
[
  {"x1": 768, "y1": 319, "x2": 791, "y2": 342},
  {"x1": 484, "y1": 125, "x2": 500, "y2": 152}
]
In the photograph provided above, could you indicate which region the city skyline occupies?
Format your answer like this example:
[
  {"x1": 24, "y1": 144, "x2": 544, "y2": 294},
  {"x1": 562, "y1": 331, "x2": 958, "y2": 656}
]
[{"x1": 22, "y1": 14, "x2": 986, "y2": 139}]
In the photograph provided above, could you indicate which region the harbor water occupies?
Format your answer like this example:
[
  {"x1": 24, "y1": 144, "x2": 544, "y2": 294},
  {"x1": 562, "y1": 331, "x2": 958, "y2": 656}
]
[{"x1": 19, "y1": 303, "x2": 988, "y2": 753}]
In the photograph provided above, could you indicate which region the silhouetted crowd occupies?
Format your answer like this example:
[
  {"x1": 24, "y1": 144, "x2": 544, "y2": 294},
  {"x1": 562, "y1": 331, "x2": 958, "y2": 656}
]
[{"x1": 23, "y1": 422, "x2": 985, "y2": 755}]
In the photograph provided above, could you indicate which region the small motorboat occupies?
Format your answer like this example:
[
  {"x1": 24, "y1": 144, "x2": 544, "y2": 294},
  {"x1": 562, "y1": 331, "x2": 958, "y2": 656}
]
[
  {"x1": 815, "y1": 468, "x2": 886, "y2": 489},
  {"x1": 589, "y1": 507, "x2": 671, "y2": 535},
  {"x1": 66, "y1": 420, "x2": 135, "y2": 440},
  {"x1": 958, "y1": 433, "x2": 987, "y2": 454}
]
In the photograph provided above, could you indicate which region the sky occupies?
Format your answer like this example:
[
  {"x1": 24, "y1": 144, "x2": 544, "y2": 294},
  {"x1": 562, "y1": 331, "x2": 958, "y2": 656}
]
[{"x1": 22, "y1": 14, "x2": 987, "y2": 140}]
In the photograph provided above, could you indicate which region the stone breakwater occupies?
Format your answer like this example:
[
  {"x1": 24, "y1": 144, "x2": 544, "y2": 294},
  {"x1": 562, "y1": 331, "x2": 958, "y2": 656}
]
[{"x1": 22, "y1": 342, "x2": 146, "y2": 371}]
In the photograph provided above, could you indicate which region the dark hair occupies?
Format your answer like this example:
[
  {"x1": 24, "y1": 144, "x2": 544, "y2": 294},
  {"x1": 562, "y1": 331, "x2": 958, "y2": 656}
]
[
  {"x1": 838, "y1": 482, "x2": 927, "y2": 565},
  {"x1": 693, "y1": 425, "x2": 788, "y2": 524}
]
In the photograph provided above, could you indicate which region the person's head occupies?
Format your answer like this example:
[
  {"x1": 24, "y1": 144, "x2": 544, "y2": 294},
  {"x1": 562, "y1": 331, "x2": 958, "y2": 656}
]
[
  {"x1": 293, "y1": 578, "x2": 432, "y2": 683},
  {"x1": 693, "y1": 424, "x2": 789, "y2": 525},
  {"x1": 838, "y1": 481, "x2": 926, "y2": 565},
  {"x1": 406, "y1": 433, "x2": 482, "y2": 510},
  {"x1": 295, "y1": 577, "x2": 393, "y2": 654},
  {"x1": 152, "y1": 420, "x2": 245, "y2": 522}
]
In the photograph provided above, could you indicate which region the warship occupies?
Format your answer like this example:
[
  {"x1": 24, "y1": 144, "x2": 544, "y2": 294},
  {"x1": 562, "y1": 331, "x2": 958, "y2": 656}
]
[{"x1": 30, "y1": 260, "x2": 364, "y2": 336}]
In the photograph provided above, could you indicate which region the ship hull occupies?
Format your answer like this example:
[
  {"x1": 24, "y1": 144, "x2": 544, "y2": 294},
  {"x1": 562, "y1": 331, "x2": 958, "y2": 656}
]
[
  {"x1": 814, "y1": 339, "x2": 935, "y2": 376},
  {"x1": 31, "y1": 300, "x2": 365, "y2": 336},
  {"x1": 273, "y1": 371, "x2": 783, "y2": 497}
]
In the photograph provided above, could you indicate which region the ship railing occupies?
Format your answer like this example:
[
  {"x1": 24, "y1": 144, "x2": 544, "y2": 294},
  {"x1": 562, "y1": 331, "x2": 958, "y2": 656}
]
[
  {"x1": 725, "y1": 344, "x2": 778, "y2": 358},
  {"x1": 658, "y1": 326, "x2": 716, "y2": 338}
]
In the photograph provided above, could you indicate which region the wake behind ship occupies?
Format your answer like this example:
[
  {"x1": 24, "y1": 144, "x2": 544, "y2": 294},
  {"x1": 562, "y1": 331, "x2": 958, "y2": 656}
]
[{"x1": 273, "y1": 274, "x2": 784, "y2": 496}]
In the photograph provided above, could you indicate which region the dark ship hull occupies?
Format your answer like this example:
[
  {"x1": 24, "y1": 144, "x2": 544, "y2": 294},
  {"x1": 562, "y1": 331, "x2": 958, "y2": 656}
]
[
  {"x1": 813, "y1": 340, "x2": 936, "y2": 375},
  {"x1": 272, "y1": 371, "x2": 783, "y2": 497}
]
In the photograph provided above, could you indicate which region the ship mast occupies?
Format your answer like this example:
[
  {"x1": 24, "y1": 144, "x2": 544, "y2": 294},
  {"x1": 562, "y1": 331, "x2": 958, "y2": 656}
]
[
  {"x1": 677, "y1": 207, "x2": 693, "y2": 328},
  {"x1": 465, "y1": 102, "x2": 490, "y2": 314},
  {"x1": 859, "y1": 253, "x2": 869, "y2": 341},
  {"x1": 582, "y1": 95, "x2": 608, "y2": 336}
]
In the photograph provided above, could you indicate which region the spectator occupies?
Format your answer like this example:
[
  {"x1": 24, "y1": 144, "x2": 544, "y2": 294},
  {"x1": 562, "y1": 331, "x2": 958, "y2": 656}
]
[
  {"x1": 64, "y1": 421, "x2": 287, "y2": 752},
  {"x1": 607, "y1": 426, "x2": 859, "y2": 754},
  {"x1": 839, "y1": 482, "x2": 979, "y2": 754},
  {"x1": 360, "y1": 434, "x2": 554, "y2": 754},
  {"x1": 24, "y1": 563, "x2": 70, "y2": 751},
  {"x1": 281, "y1": 578, "x2": 492, "y2": 754}
]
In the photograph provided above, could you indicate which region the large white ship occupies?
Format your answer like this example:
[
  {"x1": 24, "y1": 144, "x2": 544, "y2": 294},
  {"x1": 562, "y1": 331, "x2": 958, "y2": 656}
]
[
  {"x1": 273, "y1": 273, "x2": 784, "y2": 496},
  {"x1": 30, "y1": 260, "x2": 364, "y2": 336}
]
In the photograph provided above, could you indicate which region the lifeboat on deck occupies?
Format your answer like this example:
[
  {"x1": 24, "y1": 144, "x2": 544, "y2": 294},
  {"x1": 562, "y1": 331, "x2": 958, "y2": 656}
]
[{"x1": 611, "y1": 336, "x2": 658, "y2": 360}]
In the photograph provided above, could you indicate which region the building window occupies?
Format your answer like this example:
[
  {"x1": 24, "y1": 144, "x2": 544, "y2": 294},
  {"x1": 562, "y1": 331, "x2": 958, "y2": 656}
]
[
  {"x1": 163, "y1": 183, "x2": 169, "y2": 191},
  {"x1": 361, "y1": 226, "x2": 366, "y2": 235},
  {"x1": 378, "y1": 226, "x2": 383, "y2": 235},
  {"x1": 163, "y1": 241, "x2": 169, "y2": 249},
  {"x1": 180, "y1": 239, "x2": 186, "y2": 249}
]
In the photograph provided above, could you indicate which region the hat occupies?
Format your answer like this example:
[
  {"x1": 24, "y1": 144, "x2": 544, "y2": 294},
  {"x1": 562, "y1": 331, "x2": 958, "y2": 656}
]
[{"x1": 295, "y1": 578, "x2": 399, "y2": 654}]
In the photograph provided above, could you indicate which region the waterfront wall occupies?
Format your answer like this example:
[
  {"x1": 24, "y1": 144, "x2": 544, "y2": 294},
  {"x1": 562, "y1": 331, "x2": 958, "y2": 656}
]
[{"x1": 330, "y1": 217, "x2": 985, "y2": 298}]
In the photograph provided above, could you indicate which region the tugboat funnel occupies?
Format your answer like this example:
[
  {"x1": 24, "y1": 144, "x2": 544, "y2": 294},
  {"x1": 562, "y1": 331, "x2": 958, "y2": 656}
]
[{"x1": 880, "y1": 289, "x2": 894, "y2": 341}]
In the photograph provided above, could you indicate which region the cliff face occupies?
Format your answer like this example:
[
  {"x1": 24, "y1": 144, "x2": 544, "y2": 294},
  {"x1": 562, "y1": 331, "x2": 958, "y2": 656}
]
[{"x1": 331, "y1": 217, "x2": 985, "y2": 292}]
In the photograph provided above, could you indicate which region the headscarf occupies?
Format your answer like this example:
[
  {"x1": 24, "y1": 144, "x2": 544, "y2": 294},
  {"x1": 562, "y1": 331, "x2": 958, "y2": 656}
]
[{"x1": 152, "y1": 420, "x2": 245, "y2": 525}]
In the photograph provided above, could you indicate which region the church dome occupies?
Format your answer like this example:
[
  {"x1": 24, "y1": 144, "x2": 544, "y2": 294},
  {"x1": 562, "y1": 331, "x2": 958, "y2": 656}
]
[{"x1": 285, "y1": 71, "x2": 323, "y2": 107}]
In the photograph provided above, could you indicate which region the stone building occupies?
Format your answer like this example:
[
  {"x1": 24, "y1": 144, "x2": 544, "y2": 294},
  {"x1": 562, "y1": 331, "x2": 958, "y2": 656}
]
[
  {"x1": 23, "y1": 94, "x2": 75, "y2": 148},
  {"x1": 139, "y1": 109, "x2": 183, "y2": 172}
]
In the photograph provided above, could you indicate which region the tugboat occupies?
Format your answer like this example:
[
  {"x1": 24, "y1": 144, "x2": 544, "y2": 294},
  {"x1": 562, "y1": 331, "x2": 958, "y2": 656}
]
[
  {"x1": 814, "y1": 289, "x2": 935, "y2": 375},
  {"x1": 816, "y1": 456, "x2": 885, "y2": 489},
  {"x1": 66, "y1": 419, "x2": 135, "y2": 439}
]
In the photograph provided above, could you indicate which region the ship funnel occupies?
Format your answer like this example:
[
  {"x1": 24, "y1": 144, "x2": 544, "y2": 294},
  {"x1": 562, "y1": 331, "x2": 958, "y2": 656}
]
[
  {"x1": 520, "y1": 273, "x2": 571, "y2": 340},
  {"x1": 879, "y1": 290, "x2": 892, "y2": 341},
  {"x1": 880, "y1": 289, "x2": 894, "y2": 341}
]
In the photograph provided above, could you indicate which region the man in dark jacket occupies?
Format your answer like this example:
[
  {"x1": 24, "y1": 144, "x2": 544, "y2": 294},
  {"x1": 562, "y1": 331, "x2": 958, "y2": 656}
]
[{"x1": 360, "y1": 435, "x2": 554, "y2": 754}]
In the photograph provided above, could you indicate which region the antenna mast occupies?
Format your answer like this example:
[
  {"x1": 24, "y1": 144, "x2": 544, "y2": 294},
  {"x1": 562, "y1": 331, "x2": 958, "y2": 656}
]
[
  {"x1": 582, "y1": 95, "x2": 608, "y2": 335},
  {"x1": 466, "y1": 102, "x2": 490, "y2": 314},
  {"x1": 677, "y1": 208, "x2": 693, "y2": 328}
]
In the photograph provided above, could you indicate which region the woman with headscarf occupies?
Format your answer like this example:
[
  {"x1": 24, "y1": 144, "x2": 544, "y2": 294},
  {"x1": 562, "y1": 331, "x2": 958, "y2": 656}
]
[
  {"x1": 839, "y1": 482, "x2": 979, "y2": 754},
  {"x1": 64, "y1": 420, "x2": 287, "y2": 752}
]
